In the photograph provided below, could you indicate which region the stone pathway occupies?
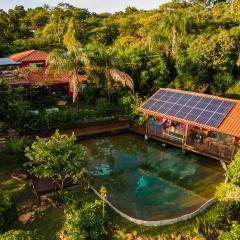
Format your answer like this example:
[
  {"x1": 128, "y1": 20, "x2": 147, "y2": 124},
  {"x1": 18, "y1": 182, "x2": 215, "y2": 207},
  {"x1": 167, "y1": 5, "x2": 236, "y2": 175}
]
[{"x1": 17, "y1": 194, "x2": 53, "y2": 224}]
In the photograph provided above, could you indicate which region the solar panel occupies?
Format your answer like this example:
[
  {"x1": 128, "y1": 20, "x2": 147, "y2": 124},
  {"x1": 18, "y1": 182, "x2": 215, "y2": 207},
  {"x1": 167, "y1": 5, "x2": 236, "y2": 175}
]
[{"x1": 140, "y1": 89, "x2": 235, "y2": 128}]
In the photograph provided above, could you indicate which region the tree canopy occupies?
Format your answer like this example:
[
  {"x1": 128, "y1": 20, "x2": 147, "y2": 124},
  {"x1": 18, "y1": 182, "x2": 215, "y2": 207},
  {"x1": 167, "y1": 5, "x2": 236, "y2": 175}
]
[
  {"x1": 25, "y1": 130, "x2": 88, "y2": 195},
  {"x1": 0, "y1": 2, "x2": 240, "y2": 97}
]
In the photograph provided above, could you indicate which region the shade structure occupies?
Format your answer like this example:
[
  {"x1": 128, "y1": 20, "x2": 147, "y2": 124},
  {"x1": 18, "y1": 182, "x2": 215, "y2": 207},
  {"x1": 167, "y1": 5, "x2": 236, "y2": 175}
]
[{"x1": 139, "y1": 88, "x2": 240, "y2": 137}]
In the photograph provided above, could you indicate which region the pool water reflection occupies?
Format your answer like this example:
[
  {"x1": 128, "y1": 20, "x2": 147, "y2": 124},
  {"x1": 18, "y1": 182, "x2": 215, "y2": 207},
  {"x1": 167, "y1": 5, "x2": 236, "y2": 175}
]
[{"x1": 81, "y1": 133, "x2": 225, "y2": 221}]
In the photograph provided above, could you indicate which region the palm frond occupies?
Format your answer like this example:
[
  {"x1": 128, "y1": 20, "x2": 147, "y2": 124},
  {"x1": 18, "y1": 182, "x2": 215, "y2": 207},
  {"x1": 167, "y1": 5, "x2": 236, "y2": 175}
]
[{"x1": 105, "y1": 67, "x2": 134, "y2": 92}]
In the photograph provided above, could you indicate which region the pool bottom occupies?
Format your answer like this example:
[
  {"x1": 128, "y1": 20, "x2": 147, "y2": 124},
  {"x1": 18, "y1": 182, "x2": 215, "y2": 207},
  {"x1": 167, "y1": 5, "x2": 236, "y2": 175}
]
[{"x1": 81, "y1": 133, "x2": 225, "y2": 221}]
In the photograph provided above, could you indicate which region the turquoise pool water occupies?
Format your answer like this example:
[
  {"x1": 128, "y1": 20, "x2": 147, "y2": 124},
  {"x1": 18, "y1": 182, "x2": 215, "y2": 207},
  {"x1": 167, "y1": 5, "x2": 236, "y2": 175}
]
[{"x1": 81, "y1": 133, "x2": 225, "y2": 221}]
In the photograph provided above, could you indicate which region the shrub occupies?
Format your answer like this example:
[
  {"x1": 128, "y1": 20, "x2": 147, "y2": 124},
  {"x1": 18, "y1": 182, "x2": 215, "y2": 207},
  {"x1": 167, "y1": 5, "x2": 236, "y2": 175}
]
[
  {"x1": 194, "y1": 201, "x2": 238, "y2": 239},
  {"x1": 0, "y1": 230, "x2": 39, "y2": 240},
  {"x1": 1, "y1": 136, "x2": 31, "y2": 163},
  {"x1": 83, "y1": 86, "x2": 100, "y2": 105},
  {"x1": 64, "y1": 200, "x2": 110, "y2": 240},
  {"x1": 96, "y1": 98, "x2": 112, "y2": 116},
  {"x1": 216, "y1": 182, "x2": 240, "y2": 202},
  {"x1": 218, "y1": 221, "x2": 240, "y2": 240},
  {"x1": 226, "y1": 149, "x2": 240, "y2": 185},
  {"x1": 0, "y1": 192, "x2": 16, "y2": 233},
  {"x1": 118, "y1": 92, "x2": 145, "y2": 125}
]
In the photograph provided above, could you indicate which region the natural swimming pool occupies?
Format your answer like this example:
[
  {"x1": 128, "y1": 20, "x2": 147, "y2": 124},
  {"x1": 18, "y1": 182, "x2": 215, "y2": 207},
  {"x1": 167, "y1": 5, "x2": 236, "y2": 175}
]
[{"x1": 81, "y1": 132, "x2": 225, "y2": 221}]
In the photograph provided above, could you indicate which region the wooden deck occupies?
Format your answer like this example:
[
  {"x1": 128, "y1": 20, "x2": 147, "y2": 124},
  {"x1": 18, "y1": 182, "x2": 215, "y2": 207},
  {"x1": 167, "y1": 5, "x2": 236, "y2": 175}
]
[
  {"x1": 146, "y1": 126, "x2": 234, "y2": 163},
  {"x1": 33, "y1": 119, "x2": 130, "y2": 139}
]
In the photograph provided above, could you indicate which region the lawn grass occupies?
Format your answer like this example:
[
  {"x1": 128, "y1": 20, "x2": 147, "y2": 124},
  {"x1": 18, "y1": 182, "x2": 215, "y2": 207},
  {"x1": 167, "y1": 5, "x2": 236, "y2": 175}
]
[{"x1": 19, "y1": 207, "x2": 64, "y2": 240}]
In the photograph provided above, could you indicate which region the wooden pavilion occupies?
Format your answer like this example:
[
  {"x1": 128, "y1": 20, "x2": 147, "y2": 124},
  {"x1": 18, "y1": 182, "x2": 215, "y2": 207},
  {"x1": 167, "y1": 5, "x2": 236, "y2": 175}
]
[{"x1": 138, "y1": 88, "x2": 240, "y2": 163}]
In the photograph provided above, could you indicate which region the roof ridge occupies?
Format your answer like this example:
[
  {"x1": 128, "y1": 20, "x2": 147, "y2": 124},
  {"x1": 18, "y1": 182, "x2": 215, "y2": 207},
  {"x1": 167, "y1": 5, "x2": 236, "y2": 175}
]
[
  {"x1": 162, "y1": 88, "x2": 240, "y2": 103},
  {"x1": 10, "y1": 49, "x2": 35, "y2": 60},
  {"x1": 18, "y1": 50, "x2": 36, "y2": 61}
]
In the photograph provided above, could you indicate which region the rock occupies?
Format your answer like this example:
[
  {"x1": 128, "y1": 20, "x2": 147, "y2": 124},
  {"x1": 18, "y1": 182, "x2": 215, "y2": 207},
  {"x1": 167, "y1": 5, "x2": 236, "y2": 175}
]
[{"x1": 18, "y1": 212, "x2": 32, "y2": 224}]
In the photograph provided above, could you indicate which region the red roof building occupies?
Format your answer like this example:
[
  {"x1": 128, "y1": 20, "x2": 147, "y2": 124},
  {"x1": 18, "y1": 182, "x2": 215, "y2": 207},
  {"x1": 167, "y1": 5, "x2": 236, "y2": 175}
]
[
  {"x1": 10, "y1": 50, "x2": 48, "y2": 68},
  {"x1": 7, "y1": 50, "x2": 86, "y2": 96}
]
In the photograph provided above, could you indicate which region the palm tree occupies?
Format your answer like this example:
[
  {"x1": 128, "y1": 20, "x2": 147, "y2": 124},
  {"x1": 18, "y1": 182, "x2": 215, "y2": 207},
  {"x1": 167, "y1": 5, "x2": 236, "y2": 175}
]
[
  {"x1": 85, "y1": 47, "x2": 134, "y2": 101},
  {"x1": 148, "y1": 10, "x2": 192, "y2": 56},
  {"x1": 46, "y1": 43, "x2": 90, "y2": 109}
]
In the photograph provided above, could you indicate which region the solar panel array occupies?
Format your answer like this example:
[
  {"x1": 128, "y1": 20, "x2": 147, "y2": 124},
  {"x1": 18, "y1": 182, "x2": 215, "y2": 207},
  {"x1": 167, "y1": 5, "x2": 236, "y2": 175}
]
[{"x1": 141, "y1": 89, "x2": 235, "y2": 128}]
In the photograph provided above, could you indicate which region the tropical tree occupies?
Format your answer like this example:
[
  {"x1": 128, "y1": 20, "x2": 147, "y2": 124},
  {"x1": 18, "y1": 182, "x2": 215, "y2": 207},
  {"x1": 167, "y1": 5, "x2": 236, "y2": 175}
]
[
  {"x1": 47, "y1": 17, "x2": 90, "y2": 109},
  {"x1": 85, "y1": 47, "x2": 134, "y2": 101},
  {"x1": 25, "y1": 130, "x2": 88, "y2": 196},
  {"x1": 47, "y1": 44, "x2": 89, "y2": 107},
  {"x1": 63, "y1": 17, "x2": 78, "y2": 50},
  {"x1": 148, "y1": 9, "x2": 193, "y2": 56}
]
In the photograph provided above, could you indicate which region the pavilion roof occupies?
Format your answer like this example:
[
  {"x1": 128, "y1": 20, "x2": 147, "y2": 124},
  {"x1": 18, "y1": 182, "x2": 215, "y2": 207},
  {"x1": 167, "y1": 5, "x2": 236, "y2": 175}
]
[
  {"x1": 138, "y1": 88, "x2": 240, "y2": 137},
  {"x1": 10, "y1": 50, "x2": 48, "y2": 63}
]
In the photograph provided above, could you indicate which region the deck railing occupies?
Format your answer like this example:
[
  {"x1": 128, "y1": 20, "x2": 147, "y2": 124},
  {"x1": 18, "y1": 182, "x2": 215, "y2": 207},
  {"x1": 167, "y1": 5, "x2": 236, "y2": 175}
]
[
  {"x1": 148, "y1": 126, "x2": 185, "y2": 145},
  {"x1": 186, "y1": 137, "x2": 234, "y2": 161}
]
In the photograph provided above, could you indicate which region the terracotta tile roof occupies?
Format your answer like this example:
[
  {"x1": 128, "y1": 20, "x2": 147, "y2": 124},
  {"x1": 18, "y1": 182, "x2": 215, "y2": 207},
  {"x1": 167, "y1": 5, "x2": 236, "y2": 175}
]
[
  {"x1": 218, "y1": 104, "x2": 240, "y2": 137},
  {"x1": 10, "y1": 50, "x2": 48, "y2": 62},
  {"x1": 139, "y1": 88, "x2": 240, "y2": 137},
  {"x1": 23, "y1": 69, "x2": 85, "y2": 86}
]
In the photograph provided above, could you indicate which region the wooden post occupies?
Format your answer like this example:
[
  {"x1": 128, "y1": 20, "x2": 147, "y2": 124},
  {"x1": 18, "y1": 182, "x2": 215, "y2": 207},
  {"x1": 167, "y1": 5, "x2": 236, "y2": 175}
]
[
  {"x1": 182, "y1": 123, "x2": 189, "y2": 153},
  {"x1": 231, "y1": 136, "x2": 236, "y2": 161},
  {"x1": 145, "y1": 114, "x2": 149, "y2": 140}
]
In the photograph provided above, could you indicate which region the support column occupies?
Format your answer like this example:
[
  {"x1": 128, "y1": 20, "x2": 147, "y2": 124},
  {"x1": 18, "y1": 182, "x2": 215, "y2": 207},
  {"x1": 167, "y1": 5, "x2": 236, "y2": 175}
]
[
  {"x1": 182, "y1": 123, "x2": 189, "y2": 154},
  {"x1": 145, "y1": 114, "x2": 149, "y2": 140},
  {"x1": 231, "y1": 136, "x2": 236, "y2": 161}
]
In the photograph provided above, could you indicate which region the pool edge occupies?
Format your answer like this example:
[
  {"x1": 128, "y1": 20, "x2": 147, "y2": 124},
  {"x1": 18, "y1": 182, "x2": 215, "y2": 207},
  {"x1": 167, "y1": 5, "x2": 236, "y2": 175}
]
[{"x1": 92, "y1": 186, "x2": 217, "y2": 227}]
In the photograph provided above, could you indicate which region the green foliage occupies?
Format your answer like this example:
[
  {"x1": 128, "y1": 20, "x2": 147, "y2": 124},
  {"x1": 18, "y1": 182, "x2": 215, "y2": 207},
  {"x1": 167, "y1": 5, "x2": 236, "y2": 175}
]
[
  {"x1": 0, "y1": 230, "x2": 39, "y2": 240},
  {"x1": 118, "y1": 92, "x2": 146, "y2": 125},
  {"x1": 25, "y1": 130, "x2": 88, "y2": 195},
  {"x1": 1, "y1": 136, "x2": 31, "y2": 163},
  {"x1": 64, "y1": 200, "x2": 110, "y2": 240},
  {"x1": 1, "y1": 2, "x2": 240, "y2": 97},
  {"x1": 0, "y1": 193, "x2": 15, "y2": 233},
  {"x1": 226, "y1": 150, "x2": 240, "y2": 185},
  {"x1": 216, "y1": 182, "x2": 240, "y2": 202},
  {"x1": 194, "y1": 201, "x2": 235, "y2": 239},
  {"x1": 218, "y1": 221, "x2": 240, "y2": 240},
  {"x1": 82, "y1": 86, "x2": 100, "y2": 104},
  {"x1": 63, "y1": 18, "x2": 78, "y2": 50},
  {"x1": 0, "y1": 81, "x2": 30, "y2": 130},
  {"x1": 96, "y1": 98, "x2": 112, "y2": 116}
]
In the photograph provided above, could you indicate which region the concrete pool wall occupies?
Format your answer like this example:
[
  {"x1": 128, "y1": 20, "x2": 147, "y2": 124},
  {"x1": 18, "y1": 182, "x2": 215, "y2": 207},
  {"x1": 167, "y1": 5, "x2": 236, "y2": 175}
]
[{"x1": 92, "y1": 187, "x2": 217, "y2": 226}]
